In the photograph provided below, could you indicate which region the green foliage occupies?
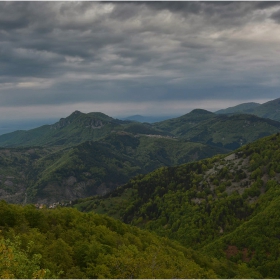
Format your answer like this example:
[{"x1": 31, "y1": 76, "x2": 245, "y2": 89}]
[
  {"x1": 0, "y1": 202, "x2": 246, "y2": 279},
  {"x1": 1, "y1": 109, "x2": 279, "y2": 154},
  {"x1": 216, "y1": 98, "x2": 280, "y2": 122},
  {"x1": 155, "y1": 111, "x2": 280, "y2": 149},
  {"x1": 0, "y1": 236, "x2": 51, "y2": 279},
  {"x1": 154, "y1": 109, "x2": 216, "y2": 135},
  {"x1": 76, "y1": 133, "x2": 280, "y2": 278},
  {"x1": 215, "y1": 102, "x2": 260, "y2": 115},
  {"x1": 1, "y1": 111, "x2": 280, "y2": 278},
  {"x1": 0, "y1": 133, "x2": 227, "y2": 204},
  {"x1": 0, "y1": 109, "x2": 279, "y2": 205},
  {"x1": 0, "y1": 112, "x2": 126, "y2": 147},
  {"x1": 0, "y1": 111, "x2": 172, "y2": 148}
]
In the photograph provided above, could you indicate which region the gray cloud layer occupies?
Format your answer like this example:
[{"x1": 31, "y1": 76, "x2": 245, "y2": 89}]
[{"x1": 0, "y1": 2, "x2": 280, "y2": 117}]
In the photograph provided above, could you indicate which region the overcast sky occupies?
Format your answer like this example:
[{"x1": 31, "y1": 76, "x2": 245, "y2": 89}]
[{"x1": 1, "y1": 1, "x2": 280, "y2": 120}]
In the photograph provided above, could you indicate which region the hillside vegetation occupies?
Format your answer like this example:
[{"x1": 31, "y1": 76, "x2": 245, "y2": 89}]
[
  {"x1": 0, "y1": 201, "x2": 260, "y2": 279},
  {"x1": 0, "y1": 106, "x2": 280, "y2": 204},
  {"x1": 216, "y1": 97, "x2": 280, "y2": 121},
  {"x1": 0, "y1": 111, "x2": 168, "y2": 148},
  {"x1": 73, "y1": 132, "x2": 280, "y2": 278},
  {"x1": 0, "y1": 133, "x2": 226, "y2": 205},
  {"x1": 1, "y1": 103, "x2": 280, "y2": 278},
  {"x1": 153, "y1": 109, "x2": 216, "y2": 135},
  {"x1": 0, "y1": 146, "x2": 58, "y2": 204},
  {"x1": 1, "y1": 107, "x2": 280, "y2": 152},
  {"x1": 215, "y1": 102, "x2": 260, "y2": 114},
  {"x1": 155, "y1": 110, "x2": 280, "y2": 149}
]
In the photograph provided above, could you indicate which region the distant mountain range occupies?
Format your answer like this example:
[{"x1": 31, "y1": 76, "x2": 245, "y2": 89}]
[
  {"x1": 0, "y1": 111, "x2": 169, "y2": 147},
  {"x1": 2, "y1": 97, "x2": 280, "y2": 279},
  {"x1": 123, "y1": 98, "x2": 280, "y2": 124},
  {"x1": 1, "y1": 106, "x2": 280, "y2": 150},
  {"x1": 215, "y1": 97, "x2": 280, "y2": 121},
  {"x1": 0, "y1": 118, "x2": 59, "y2": 135},
  {"x1": 0, "y1": 97, "x2": 280, "y2": 204},
  {"x1": 215, "y1": 102, "x2": 260, "y2": 114},
  {"x1": 155, "y1": 110, "x2": 280, "y2": 150},
  {"x1": 121, "y1": 114, "x2": 179, "y2": 123}
]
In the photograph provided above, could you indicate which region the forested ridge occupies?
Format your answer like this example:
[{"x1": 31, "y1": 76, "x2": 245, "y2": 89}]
[
  {"x1": 0, "y1": 111, "x2": 169, "y2": 148},
  {"x1": 216, "y1": 97, "x2": 280, "y2": 121},
  {"x1": 0, "y1": 201, "x2": 260, "y2": 279},
  {"x1": 74, "y1": 132, "x2": 280, "y2": 278},
  {"x1": 0, "y1": 108, "x2": 280, "y2": 204},
  {"x1": 0, "y1": 133, "x2": 225, "y2": 205},
  {"x1": 1, "y1": 108, "x2": 280, "y2": 278},
  {"x1": 155, "y1": 111, "x2": 280, "y2": 150}
]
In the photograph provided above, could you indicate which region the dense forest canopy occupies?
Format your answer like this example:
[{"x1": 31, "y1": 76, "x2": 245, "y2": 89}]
[
  {"x1": 0, "y1": 201, "x2": 261, "y2": 279},
  {"x1": 74, "y1": 133, "x2": 280, "y2": 278},
  {"x1": 1, "y1": 105, "x2": 280, "y2": 278}
]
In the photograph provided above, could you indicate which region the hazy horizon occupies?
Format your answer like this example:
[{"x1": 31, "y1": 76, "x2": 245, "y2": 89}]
[{"x1": 0, "y1": 96, "x2": 275, "y2": 136}]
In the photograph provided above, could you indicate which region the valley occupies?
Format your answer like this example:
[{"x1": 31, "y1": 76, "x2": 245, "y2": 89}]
[
  {"x1": 73, "y1": 132, "x2": 280, "y2": 278},
  {"x1": 2, "y1": 2, "x2": 280, "y2": 278},
  {"x1": 0, "y1": 133, "x2": 226, "y2": 205},
  {"x1": 1, "y1": 97, "x2": 280, "y2": 278},
  {"x1": 1, "y1": 104, "x2": 280, "y2": 205}
]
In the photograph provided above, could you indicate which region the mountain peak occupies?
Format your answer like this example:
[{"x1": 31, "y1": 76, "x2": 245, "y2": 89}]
[
  {"x1": 179, "y1": 108, "x2": 215, "y2": 120},
  {"x1": 189, "y1": 109, "x2": 214, "y2": 115},
  {"x1": 63, "y1": 110, "x2": 84, "y2": 121}
]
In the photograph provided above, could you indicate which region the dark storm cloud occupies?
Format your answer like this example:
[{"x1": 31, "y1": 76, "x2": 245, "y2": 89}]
[
  {"x1": 0, "y1": 1, "x2": 279, "y2": 117},
  {"x1": 0, "y1": 2, "x2": 30, "y2": 30},
  {"x1": 256, "y1": 1, "x2": 280, "y2": 10},
  {"x1": 270, "y1": 8, "x2": 280, "y2": 23},
  {"x1": 140, "y1": 1, "x2": 201, "y2": 15},
  {"x1": 144, "y1": 2, "x2": 261, "y2": 26},
  {"x1": 146, "y1": 1, "x2": 273, "y2": 15}
]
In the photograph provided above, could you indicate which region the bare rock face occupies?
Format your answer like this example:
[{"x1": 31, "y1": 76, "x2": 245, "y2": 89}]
[
  {"x1": 51, "y1": 118, "x2": 72, "y2": 130},
  {"x1": 91, "y1": 119, "x2": 103, "y2": 129},
  {"x1": 4, "y1": 180, "x2": 14, "y2": 187},
  {"x1": 0, "y1": 184, "x2": 26, "y2": 204},
  {"x1": 66, "y1": 176, "x2": 77, "y2": 186},
  {"x1": 50, "y1": 112, "x2": 106, "y2": 131},
  {"x1": 84, "y1": 119, "x2": 104, "y2": 129},
  {"x1": 76, "y1": 181, "x2": 86, "y2": 190},
  {"x1": 96, "y1": 183, "x2": 112, "y2": 195}
]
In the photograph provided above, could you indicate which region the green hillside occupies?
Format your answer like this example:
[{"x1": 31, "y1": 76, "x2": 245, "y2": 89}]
[
  {"x1": 1, "y1": 110, "x2": 280, "y2": 278},
  {"x1": 183, "y1": 114, "x2": 280, "y2": 149},
  {"x1": 73, "y1": 133, "x2": 280, "y2": 278},
  {"x1": 249, "y1": 97, "x2": 280, "y2": 121},
  {"x1": 153, "y1": 109, "x2": 216, "y2": 135},
  {"x1": 1, "y1": 201, "x2": 255, "y2": 279},
  {"x1": 0, "y1": 146, "x2": 58, "y2": 204},
  {"x1": 216, "y1": 97, "x2": 280, "y2": 122},
  {"x1": 0, "y1": 132, "x2": 227, "y2": 205},
  {"x1": 203, "y1": 181, "x2": 280, "y2": 278},
  {"x1": 0, "y1": 108, "x2": 280, "y2": 207},
  {"x1": 153, "y1": 109, "x2": 280, "y2": 150},
  {"x1": 1, "y1": 109, "x2": 280, "y2": 154},
  {"x1": 215, "y1": 102, "x2": 260, "y2": 114},
  {"x1": 0, "y1": 111, "x2": 168, "y2": 148}
]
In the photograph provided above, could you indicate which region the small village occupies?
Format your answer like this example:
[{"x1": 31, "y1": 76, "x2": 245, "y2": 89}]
[
  {"x1": 35, "y1": 200, "x2": 72, "y2": 209},
  {"x1": 136, "y1": 134, "x2": 177, "y2": 140}
]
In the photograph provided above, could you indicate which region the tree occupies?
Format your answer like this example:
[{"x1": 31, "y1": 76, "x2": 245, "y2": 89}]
[{"x1": 0, "y1": 237, "x2": 50, "y2": 279}]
